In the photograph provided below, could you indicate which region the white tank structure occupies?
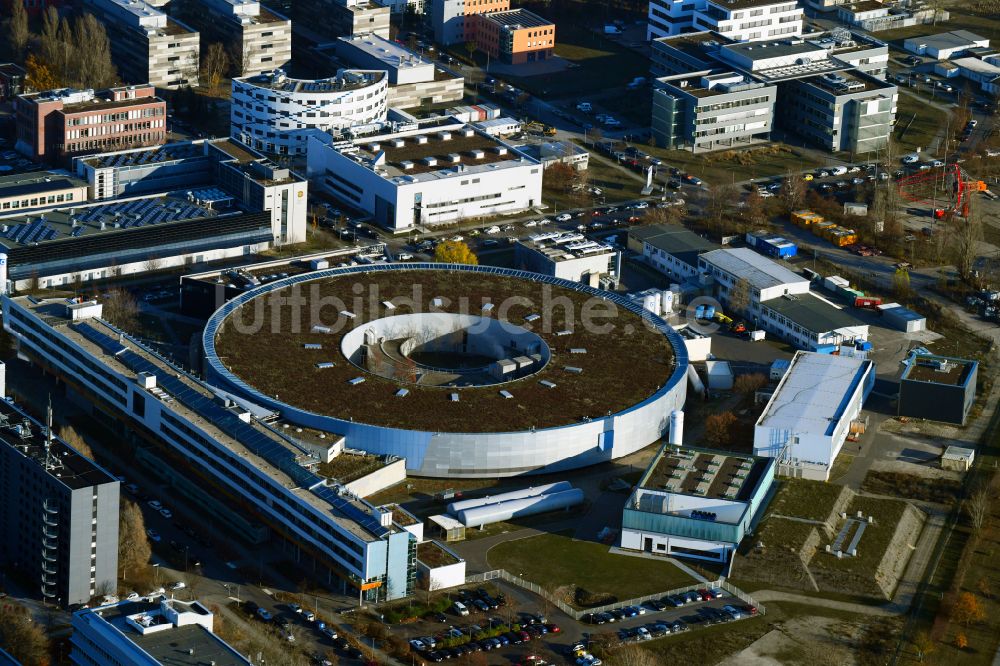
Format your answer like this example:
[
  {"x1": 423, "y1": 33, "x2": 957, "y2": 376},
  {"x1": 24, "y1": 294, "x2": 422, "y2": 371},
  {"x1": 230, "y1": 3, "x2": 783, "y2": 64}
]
[
  {"x1": 457, "y1": 488, "x2": 585, "y2": 528},
  {"x1": 642, "y1": 292, "x2": 660, "y2": 316},
  {"x1": 0, "y1": 252, "x2": 7, "y2": 295},
  {"x1": 660, "y1": 290, "x2": 674, "y2": 315},
  {"x1": 669, "y1": 409, "x2": 684, "y2": 446},
  {"x1": 446, "y1": 481, "x2": 572, "y2": 515},
  {"x1": 687, "y1": 364, "x2": 705, "y2": 397}
]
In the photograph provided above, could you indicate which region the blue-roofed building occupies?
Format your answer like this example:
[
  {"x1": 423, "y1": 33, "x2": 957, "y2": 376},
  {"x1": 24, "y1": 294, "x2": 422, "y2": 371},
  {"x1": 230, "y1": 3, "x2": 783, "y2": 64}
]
[
  {"x1": 621, "y1": 445, "x2": 776, "y2": 562},
  {"x1": 754, "y1": 350, "x2": 874, "y2": 480}
]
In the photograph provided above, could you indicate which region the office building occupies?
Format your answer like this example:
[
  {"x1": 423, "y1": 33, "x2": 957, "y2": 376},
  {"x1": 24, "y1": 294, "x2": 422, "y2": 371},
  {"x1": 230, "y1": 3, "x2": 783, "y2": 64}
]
[
  {"x1": 473, "y1": 9, "x2": 556, "y2": 65},
  {"x1": 0, "y1": 171, "x2": 89, "y2": 213},
  {"x1": 4, "y1": 297, "x2": 418, "y2": 601},
  {"x1": 0, "y1": 396, "x2": 119, "y2": 607},
  {"x1": 333, "y1": 34, "x2": 465, "y2": 108},
  {"x1": 292, "y1": 0, "x2": 390, "y2": 39},
  {"x1": 307, "y1": 120, "x2": 543, "y2": 231},
  {"x1": 621, "y1": 444, "x2": 775, "y2": 562},
  {"x1": 0, "y1": 64, "x2": 26, "y2": 102},
  {"x1": 14, "y1": 85, "x2": 167, "y2": 164},
  {"x1": 898, "y1": 354, "x2": 978, "y2": 426},
  {"x1": 652, "y1": 70, "x2": 777, "y2": 152},
  {"x1": 511, "y1": 140, "x2": 589, "y2": 170},
  {"x1": 836, "y1": 2, "x2": 947, "y2": 33},
  {"x1": 184, "y1": 0, "x2": 292, "y2": 77},
  {"x1": 648, "y1": 0, "x2": 802, "y2": 42},
  {"x1": 514, "y1": 233, "x2": 615, "y2": 285},
  {"x1": 650, "y1": 30, "x2": 894, "y2": 153},
  {"x1": 70, "y1": 597, "x2": 251, "y2": 665},
  {"x1": 754, "y1": 351, "x2": 873, "y2": 480},
  {"x1": 231, "y1": 68, "x2": 389, "y2": 156},
  {"x1": 698, "y1": 248, "x2": 867, "y2": 349},
  {"x1": 84, "y1": 0, "x2": 200, "y2": 88},
  {"x1": 432, "y1": 0, "x2": 509, "y2": 46},
  {"x1": 628, "y1": 225, "x2": 719, "y2": 281},
  {"x1": 0, "y1": 139, "x2": 305, "y2": 291}
]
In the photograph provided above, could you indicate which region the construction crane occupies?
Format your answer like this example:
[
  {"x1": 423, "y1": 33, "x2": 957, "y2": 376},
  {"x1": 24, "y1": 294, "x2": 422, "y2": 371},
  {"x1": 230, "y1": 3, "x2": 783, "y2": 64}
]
[{"x1": 896, "y1": 163, "x2": 987, "y2": 218}]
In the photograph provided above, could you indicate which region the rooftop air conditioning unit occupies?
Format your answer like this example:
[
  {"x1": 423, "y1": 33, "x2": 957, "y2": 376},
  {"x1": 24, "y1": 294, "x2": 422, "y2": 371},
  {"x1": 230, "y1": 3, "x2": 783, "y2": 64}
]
[
  {"x1": 391, "y1": 138, "x2": 405, "y2": 148},
  {"x1": 448, "y1": 153, "x2": 461, "y2": 163},
  {"x1": 469, "y1": 149, "x2": 485, "y2": 159},
  {"x1": 423, "y1": 156, "x2": 438, "y2": 166},
  {"x1": 400, "y1": 160, "x2": 414, "y2": 170},
  {"x1": 494, "y1": 146, "x2": 508, "y2": 156},
  {"x1": 415, "y1": 135, "x2": 428, "y2": 144},
  {"x1": 439, "y1": 132, "x2": 452, "y2": 140}
]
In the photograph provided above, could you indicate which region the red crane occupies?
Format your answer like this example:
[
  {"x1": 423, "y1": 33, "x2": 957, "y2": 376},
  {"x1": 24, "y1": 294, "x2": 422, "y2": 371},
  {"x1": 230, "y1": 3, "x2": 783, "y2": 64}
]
[{"x1": 896, "y1": 163, "x2": 986, "y2": 218}]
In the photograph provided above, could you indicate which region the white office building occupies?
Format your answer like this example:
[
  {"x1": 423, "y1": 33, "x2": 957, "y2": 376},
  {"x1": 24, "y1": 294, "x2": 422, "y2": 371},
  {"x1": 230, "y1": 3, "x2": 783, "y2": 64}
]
[
  {"x1": 754, "y1": 351, "x2": 873, "y2": 480},
  {"x1": 514, "y1": 234, "x2": 616, "y2": 285},
  {"x1": 648, "y1": 0, "x2": 803, "y2": 43},
  {"x1": 307, "y1": 121, "x2": 543, "y2": 231},
  {"x1": 231, "y1": 68, "x2": 389, "y2": 156},
  {"x1": 903, "y1": 30, "x2": 990, "y2": 60},
  {"x1": 71, "y1": 597, "x2": 251, "y2": 666},
  {"x1": 698, "y1": 248, "x2": 867, "y2": 349}
]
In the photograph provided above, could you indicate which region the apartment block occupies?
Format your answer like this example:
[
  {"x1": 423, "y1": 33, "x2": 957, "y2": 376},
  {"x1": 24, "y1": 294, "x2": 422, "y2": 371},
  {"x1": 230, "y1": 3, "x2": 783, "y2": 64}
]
[
  {"x1": 432, "y1": 0, "x2": 509, "y2": 46},
  {"x1": 84, "y1": 0, "x2": 200, "y2": 88},
  {"x1": 473, "y1": 9, "x2": 555, "y2": 65},
  {"x1": 186, "y1": 0, "x2": 292, "y2": 77},
  {"x1": 0, "y1": 396, "x2": 119, "y2": 607},
  {"x1": 14, "y1": 85, "x2": 167, "y2": 164},
  {"x1": 648, "y1": 0, "x2": 802, "y2": 43}
]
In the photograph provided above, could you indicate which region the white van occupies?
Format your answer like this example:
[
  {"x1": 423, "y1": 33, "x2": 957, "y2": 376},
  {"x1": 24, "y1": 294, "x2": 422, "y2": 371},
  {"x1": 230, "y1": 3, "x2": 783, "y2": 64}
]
[{"x1": 453, "y1": 601, "x2": 469, "y2": 616}]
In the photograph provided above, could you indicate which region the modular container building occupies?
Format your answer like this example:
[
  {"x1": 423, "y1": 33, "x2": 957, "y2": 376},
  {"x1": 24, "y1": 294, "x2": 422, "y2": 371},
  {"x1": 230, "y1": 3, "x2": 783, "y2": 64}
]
[
  {"x1": 745, "y1": 231, "x2": 797, "y2": 258},
  {"x1": 881, "y1": 304, "x2": 927, "y2": 332}
]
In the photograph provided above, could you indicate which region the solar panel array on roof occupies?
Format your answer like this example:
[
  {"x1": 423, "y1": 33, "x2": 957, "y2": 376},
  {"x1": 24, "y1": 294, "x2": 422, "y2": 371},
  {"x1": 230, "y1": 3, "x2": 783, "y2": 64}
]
[
  {"x1": 71, "y1": 321, "x2": 389, "y2": 539},
  {"x1": 2, "y1": 218, "x2": 59, "y2": 245},
  {"x1": 71, "y1": 198, "x2": 213, "y2": 229}
]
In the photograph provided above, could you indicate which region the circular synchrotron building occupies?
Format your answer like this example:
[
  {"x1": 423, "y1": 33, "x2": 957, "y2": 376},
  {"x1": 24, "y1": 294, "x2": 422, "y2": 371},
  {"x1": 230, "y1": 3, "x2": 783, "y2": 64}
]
[{"x1": 203, "y1": 264, "x2": 688, "y2": 478}]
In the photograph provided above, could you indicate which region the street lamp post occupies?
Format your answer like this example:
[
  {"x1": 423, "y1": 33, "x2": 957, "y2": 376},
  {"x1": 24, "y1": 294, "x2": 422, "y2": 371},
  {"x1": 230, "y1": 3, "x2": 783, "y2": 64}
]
[{"x1": 153, "y1": 563, "x2": 160, "y2": 586}]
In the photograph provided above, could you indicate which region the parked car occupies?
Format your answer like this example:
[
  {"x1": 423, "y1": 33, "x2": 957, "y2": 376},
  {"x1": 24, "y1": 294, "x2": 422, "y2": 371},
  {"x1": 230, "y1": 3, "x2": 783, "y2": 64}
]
[
  {"x1": 303, "y1": 610, "x2": 316, "y2": 622},
  {"x1": 453, "y1": 601, "x2": 470, "y2": 616},
  {"x1": 145, "y1": 529, "x2": 161, "y2": 542},
  {"x1": 168, "y1": 581, "x2": 185, "y2": 591},
  {"x1": 682, "y1": 174, "x2": 703, "y2": 186},
  {"x1": 256, "y1": 607, "x2": 272, "y2": 622}
]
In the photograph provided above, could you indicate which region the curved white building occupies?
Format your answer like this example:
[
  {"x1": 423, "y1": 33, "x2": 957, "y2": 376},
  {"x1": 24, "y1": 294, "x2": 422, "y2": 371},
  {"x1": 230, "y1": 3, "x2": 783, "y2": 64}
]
[{"x1": 230, "y1": 68, "x2": 389, "y2": 156}]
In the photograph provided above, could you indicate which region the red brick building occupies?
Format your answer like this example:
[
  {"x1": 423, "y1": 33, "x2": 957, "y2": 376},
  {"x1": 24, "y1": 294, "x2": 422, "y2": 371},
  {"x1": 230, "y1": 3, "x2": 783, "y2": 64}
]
[{"x1": 15, "y1": 85, "x2": 167, "y2": 164}]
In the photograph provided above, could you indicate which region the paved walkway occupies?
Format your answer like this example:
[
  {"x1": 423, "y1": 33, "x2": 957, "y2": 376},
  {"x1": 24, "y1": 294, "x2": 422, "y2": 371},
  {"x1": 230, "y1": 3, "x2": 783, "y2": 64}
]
[{"x1": 750, "y1": 590, "x2": 895, "y2": 617}]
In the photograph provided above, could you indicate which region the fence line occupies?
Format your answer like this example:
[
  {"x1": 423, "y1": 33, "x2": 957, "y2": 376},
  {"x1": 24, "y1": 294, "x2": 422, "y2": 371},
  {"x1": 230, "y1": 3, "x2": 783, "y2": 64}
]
[{"x1": 466, "y1": 569, "x2": 765, "y2": 621}]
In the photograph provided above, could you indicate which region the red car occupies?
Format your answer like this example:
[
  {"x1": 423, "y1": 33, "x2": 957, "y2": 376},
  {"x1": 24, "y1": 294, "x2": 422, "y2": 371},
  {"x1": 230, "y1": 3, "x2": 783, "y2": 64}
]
[
  {"x1": 544, "y1": 623, "x2": 561, "y2": 633},
  {"x1": 743, "y1": 604, "x2": 758, "y2": 615},
  {"x1": 697, "y1": 589, "x2": 711, "y2": 600}
]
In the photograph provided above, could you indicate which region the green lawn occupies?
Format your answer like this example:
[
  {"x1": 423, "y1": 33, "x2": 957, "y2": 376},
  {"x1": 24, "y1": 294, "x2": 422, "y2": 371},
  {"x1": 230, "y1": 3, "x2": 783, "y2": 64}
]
[
  {"x1": 505, "y1": 22, "x2": 651, "y2": 97},
  {"x1": 766, "y1": 479, "x2": 845, "y2": 523},
  {"x1": 641, "y1": 142, "x2": 829, "y2": 187},
  {"x1": 878, "y1": 7, "x2": 1000, "y2": 45},
  {"x1": 487, "y1": 531, "x2": 697, "y2": 606},
  {"x1": 894, "y1": 92, "x2": 949, "y2": 153},
  {"x1": 544, "y1": 152, "x2": 644, "y2": 209}
]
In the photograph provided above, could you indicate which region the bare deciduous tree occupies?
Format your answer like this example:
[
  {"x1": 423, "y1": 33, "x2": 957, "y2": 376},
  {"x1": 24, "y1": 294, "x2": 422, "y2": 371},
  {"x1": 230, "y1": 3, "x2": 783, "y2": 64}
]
[
  {"x1": 119, "y1": 500, "x2": 152, "y2": 582},
  {"x1": 780, "y1": 171, "x2": 806, "y2": 214},
  {"x1": 967, "y1": 483, "x2": 992, "y2": 531},
  {"x1": 4, "y1": 0, "x2": 29, "y2": 61},
  {"x1": 59, "y1": 425, "x2": 96, "y2": 459},
  {"x1": 101, "y1": 288, "x2": 140, "y2": 332},
  {"x1": 202, "y1": 42, "x2": 230, "y2": 89},
  {"x1": 949, "y1": 201, "x2": 983, "y2": 283},
  {"x1": 0, "y1": 599, "x2": 50, "y2": 665}
]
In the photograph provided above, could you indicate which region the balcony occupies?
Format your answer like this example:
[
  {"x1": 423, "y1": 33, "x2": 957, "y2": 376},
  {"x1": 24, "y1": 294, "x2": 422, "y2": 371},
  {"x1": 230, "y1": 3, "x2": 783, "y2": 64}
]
[
  {"x1": 43, "y1": 515, "x2": 59, "y2": 528},
  {"x1": 41, "y1": 562, "x2": 57, "y2": 576},
  {"x1": 43, "y1": 526, "x2": 59, "y2": 540},
  {"x1": 42, "y1": 538, "x2": 58, "y2": 551},
  {"x1": 43, "y1": 501, "x2": 59, "y2": 515},
  {"x1": 41, "y1": 550, "x2": 57, "y2": 563}
]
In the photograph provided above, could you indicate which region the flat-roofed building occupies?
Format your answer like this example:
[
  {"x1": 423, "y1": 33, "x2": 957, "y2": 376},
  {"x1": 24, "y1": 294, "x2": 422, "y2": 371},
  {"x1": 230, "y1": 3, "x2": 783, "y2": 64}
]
[
  {"x1": 3, "y1": 298, "x2": 419, "y2": 602},
  {"x1": 515, "y1": 233, "x2": 615, "y2": 285},
  {"x1": 293, "y1": 0, "x2": 390, "y2": 39},
  {"x1": 432, "y1": 0, "x2": 508, "y2": 46},
  {"x1": 473, "y1": 8, "x2": 555, "y2": 65},
  {"x1": 652, "y1": 70, "x2": 777, "y2": 152},
  {"x1": 14, "y1": 85, "x2": 167, "y2": 164},
  {"x1": 84, "y1": 0, "x2": 200, "y2": 88},
  {"x1": 648, "y1": 0, "x2": 802, "y2": 43},
  {"x1": 333, "y1": 34, "x2": 465, "y2": 108},
  {"x1": 231, "y1": 68, "x2": 389, "y2": 156},
  {"x1": 185, "y1": 0, "x2": 292, "y2": 77},
  {"x1": 0, "y1": 397, "x2": 119, "y2": 607},
  {"x1": 651, "y1": 30, "x2": 894, "y2": 153},
  {"x1": 622, "y1": 444, "x2": 776, "y2": 561},
  {"x1": 307, "y1": 121, "x2": 543, "y2": 231},
  {"x1": 758, "y1": 291, "x2": 869, "y2": 350},
  {"x1": 898, "y1": 354, "x2": 978, "y2": 426},
  {"x1": 698, "y1": 247, "x2": 810, "y2": 303},
  {"x1": 628, "y1": 225, "x2": 719, "y2": 281},
  {"x1": 0, "y1": 171, "x2": 89, "y2": 214},
  {"x1": 70, "y1": 597, "x2": 251, "y2": 665},
  {"x1": 904, "y1": 30, "x2": 989, "y2": 60},
  {"x1": 755, "y1": 350, "x2": 873, "y2": 479},
  {"x1": 0, "y1": 63, "x2": 26, "y2": 102}
]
